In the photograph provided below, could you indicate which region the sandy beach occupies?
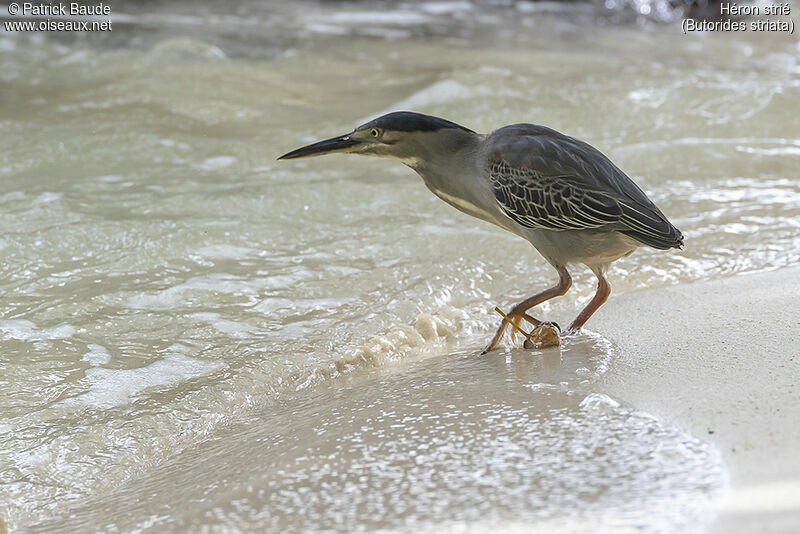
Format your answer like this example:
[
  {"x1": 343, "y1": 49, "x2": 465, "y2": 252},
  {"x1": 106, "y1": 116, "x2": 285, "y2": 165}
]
[{"x1": 595, "y1": 266, "x2": 800, "y2": 533}]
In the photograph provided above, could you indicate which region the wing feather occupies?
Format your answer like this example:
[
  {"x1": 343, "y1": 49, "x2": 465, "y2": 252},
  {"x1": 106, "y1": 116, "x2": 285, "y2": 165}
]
[{"x1": 485, "y1": 125, "x2": 683, "y2": 250}]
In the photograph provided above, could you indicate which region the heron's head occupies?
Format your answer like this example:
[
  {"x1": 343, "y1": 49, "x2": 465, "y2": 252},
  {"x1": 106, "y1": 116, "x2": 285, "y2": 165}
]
[{"x1": 277, "y1": 111, "x2": 475, "y2": 166}]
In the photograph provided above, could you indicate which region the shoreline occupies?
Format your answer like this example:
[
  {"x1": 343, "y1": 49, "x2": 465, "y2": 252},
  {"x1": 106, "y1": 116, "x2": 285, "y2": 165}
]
[
  {"x1": 593, "y1": 266, "x2": 800, "y2": 533},
  {"x1": 14, "y1": 268, "x2": 799, "y2": 533}
]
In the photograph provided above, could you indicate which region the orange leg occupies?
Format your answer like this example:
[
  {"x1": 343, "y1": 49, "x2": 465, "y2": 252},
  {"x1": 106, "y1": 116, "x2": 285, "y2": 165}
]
[
  {"x1": 567, "y1": 274, "x2": 610, "y2": 332},
  {"x1": 482, "y1": 267, "x2": 572, "y2": 354}
]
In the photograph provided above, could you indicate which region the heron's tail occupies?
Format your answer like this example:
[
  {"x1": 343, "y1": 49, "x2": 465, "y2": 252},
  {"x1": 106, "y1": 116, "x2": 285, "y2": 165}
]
[
  {"x1": 622, "y1": 226, "x2": 684, "y2": 250},
  {"x1": 619, "y1": 202, "x2": 684, "y2": 250}
]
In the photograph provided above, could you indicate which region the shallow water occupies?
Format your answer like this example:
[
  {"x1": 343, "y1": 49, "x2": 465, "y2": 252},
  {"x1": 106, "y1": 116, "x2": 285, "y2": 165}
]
[
  {"x1": 1, "y1": 1, "x2": 798, "y2": 531},
  {"x1": 28, "y1": 337, "x2": 724, "y2": 534}
]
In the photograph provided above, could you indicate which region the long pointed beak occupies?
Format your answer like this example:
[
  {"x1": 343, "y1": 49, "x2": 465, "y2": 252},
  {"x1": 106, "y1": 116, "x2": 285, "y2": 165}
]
[{"x1": 277, "y1": 133, "x2": 362, "y2": 160}]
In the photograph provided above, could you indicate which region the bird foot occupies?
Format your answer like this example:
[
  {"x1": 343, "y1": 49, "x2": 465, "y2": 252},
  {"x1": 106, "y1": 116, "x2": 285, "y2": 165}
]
[{"x1": 481, "y1": 307, "x2": 560, "y2": 354}]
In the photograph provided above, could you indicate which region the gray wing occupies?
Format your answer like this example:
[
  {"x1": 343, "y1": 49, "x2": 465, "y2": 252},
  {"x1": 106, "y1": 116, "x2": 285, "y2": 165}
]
[{"x1": 486, "y1": 124, "x2": 683, "y2": 250}]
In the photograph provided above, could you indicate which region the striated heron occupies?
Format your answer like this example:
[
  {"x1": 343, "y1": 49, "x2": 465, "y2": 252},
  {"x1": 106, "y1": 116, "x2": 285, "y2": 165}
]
[{"x1": 278, "y1": 111, "x2": 683, "y2": 353}]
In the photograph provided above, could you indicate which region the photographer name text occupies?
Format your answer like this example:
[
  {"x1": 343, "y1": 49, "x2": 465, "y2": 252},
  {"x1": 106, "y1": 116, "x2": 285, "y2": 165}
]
[{"x1": 4, "y1": 2, "x2": 113, "y2": 32}]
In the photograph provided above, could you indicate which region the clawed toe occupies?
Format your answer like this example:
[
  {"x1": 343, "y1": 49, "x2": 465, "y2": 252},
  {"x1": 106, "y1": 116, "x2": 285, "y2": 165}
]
[{"x1": 482, "y1": 306, "x2": 561, "y2": 352}]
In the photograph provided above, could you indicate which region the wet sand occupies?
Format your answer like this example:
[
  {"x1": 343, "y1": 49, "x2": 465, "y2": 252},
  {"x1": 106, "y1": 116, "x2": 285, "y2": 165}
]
[{"x1": 594, "y1": 266, "x2": 800, "y2": 533}]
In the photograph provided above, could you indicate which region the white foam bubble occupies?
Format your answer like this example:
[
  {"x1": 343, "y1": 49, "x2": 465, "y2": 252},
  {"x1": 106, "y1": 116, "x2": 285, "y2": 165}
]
[
  {"x1": 194, "y1": 156, "x2": 237, "y2": 171},
  {"x1": 190, "y1": 312, "x2": 258, "y2": 338},
  {"x1": 579, "y1": 393, "x2": 621, "y2": 413},
  {"x1": 525, "y1": 383, "x2": 565, "y2": 393},
  {"x1": 316, "y1": 307, "x2": 480, "y2": 386},
  {"x1": 735, "y1": 146, "x2": 800, "y2": 156},
  {"x1": 0, "y1": 319, "x2": 76, "y2": 341},
  {"x1": 306, "y1": 23, "x2": 351, "y2": 35},
  {"x1": 420, "y1": 1, "x2": 474, "y2": 15},
  {"x1": 58, "y1": 50, "x2": 90, "y2": 65},
  {"x1": 82, "y1": 344, "x2": 112, "y2": 366},
  {"x1": 93, "y1": 175, "x2": 125, "y2": 182},
  {"x1": 64, "y1": 354, "x2": 222, "y2": 409},
  {"x1": 146, "y1": 38, "x2": 227, "y2": 61},
  {"x1": 415, "y1": 313, "x2": 456, "y2": 341},
  {"x1": 254, "y1": 297, "x2": 294, "y2": 314},
  {"x1": 34, "y1": 191, "x2": 64, "y2": 203},
  {"x1": 128, "y1": 274, "x2": 269, "y2": 309}
]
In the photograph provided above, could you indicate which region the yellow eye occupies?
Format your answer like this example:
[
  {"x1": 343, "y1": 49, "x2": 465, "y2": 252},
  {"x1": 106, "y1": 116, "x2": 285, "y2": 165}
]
[{"x1": 370, "y1": 128, "x2": 380, "y2": 137}]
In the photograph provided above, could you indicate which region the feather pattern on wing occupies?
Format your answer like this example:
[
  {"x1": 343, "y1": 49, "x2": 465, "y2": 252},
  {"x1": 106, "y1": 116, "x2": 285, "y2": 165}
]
[{"x1": 485, "y1": 124, "x2": 684, "y2": 250}]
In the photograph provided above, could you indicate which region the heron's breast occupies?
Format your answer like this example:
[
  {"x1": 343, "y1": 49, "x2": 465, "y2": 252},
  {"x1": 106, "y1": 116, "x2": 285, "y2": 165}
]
[
  {"x1": 526, "y1": 229, "x2": 641, "y2": 267},
  {"x1": 412, "y1": 163, "x2": 525, "y2": 235}
]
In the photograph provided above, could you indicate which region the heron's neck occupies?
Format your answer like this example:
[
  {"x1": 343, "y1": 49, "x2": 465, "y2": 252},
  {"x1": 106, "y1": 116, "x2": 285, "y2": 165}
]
[
  {"x1": 404, "y1": 129, "x2": 482, "y2": 190},
  {"x1": 403, "y1": 129, "x2": 503, "y2": 226}
]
